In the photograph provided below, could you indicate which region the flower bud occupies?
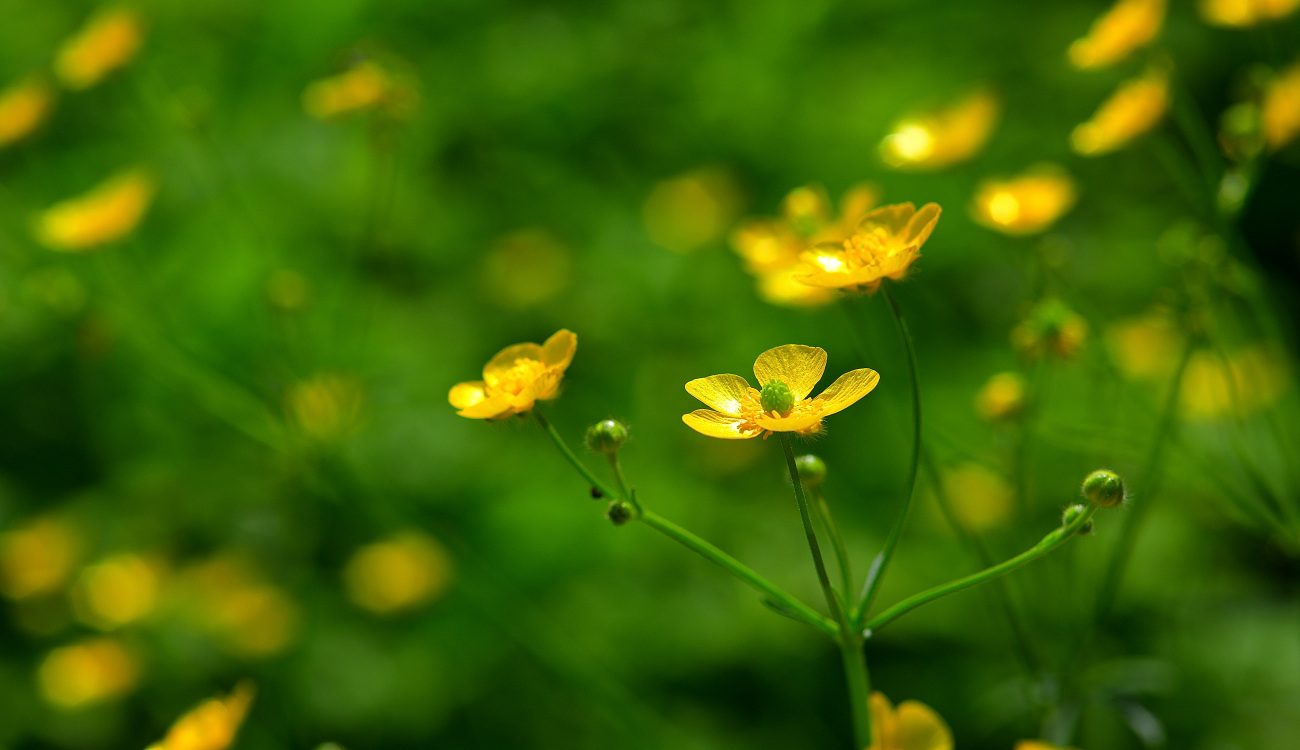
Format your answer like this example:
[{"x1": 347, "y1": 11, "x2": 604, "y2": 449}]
[
  {"x1": 1061, "y1": 503, "x2": 1093, "y2": 535},
  {"x1": 794, "y1": 454, "x2": 828, "y2": 488},
  {"x1": 759, "y1": 379, "x2": 795, "y2": 416},
  {"x1": 585, "y1": 419, "x2": 629, "y2": 454},
  {"x1": 1082, "y1": 469, "x2": 1125, "y2": 508},
  {"x1": 606, "y1": 501, "x2": 632, "y2": 526}
]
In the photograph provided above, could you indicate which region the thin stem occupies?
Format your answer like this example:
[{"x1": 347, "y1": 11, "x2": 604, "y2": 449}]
[
  {"x1": 859, "y1": 280, "x2": 922, "y2": 621},
  {"x1": 781, "y1": 435, "x2": 845, "y2": 624},
  {"x1": 533, "y1": 407, "x2": 622, "y2": 501},
  {"x1": 865, "y1": 505, "x2": 1098, "y2": 634},
  {"x1": 607, "y1": 453, "x2": 641, "y2": 514},
  {"x1": 813, "y1": 489, "x2": 854, "y2": 604}
]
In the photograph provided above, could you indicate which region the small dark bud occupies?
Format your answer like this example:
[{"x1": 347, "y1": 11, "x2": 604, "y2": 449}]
[
  {"x1": 606, "y1": 501, "x2": 632, "y2": 526},
  {"x1": 794, "y1": 454, "x2": 828, "y2": 488},
  {"x1": 585, "y1": 419, "x2": 630, "y2": 454},
  {"x1": 1082, "y1": 469, "x2": 1125, "y2": 508},
  {"x1": 590, "y1": 486, "x2": 604, "y2": 499}
]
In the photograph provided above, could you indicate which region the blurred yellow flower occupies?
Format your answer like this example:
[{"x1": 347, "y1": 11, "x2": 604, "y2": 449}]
[
  {"x1": 1068, "y1": 0, "x2": 1165, "y2": 70},
  {"x1": 1106, "y1": 309, "x2": 1184, "y2": 381},
  {"x1": 37, "y1": 637, "x2": 139, "y2": 709},
  {"x1": 0, "y1": 77, "x2": 53, "y2": 148},
  {"x1": 1262, "y1": 60, "x2": 1300, "y2": 150},
  {"x1": 343, "y1": 531, "x2": 454, "y2": 615},
  {"x1": 179, "y1": 556, "x2": 299, "y2": 659},
  {"x1": 0, "y1": 516, "x2": 82, "y2": 600},
  {"x1": 55, "y1": 8, "x2": 143, "y2": 90},
  {"x1": 940, "y1": 463, "x2": 1014, "y2": 533},
  {"x1": 35, "y1": 167, "x2": 157, "y2": 251},
  {"x1": 449, "y1": 329, "x2": 577, "y2": 419},
  {"x1": 1200, "y1": 0, "x2": 1300, "y2": 26},
  {"x1": 1181, "y1": 345, "x2": 1290, "y2": 420},
  {"x1": 976, "y1": 372, "x2": 1028, "y2": 422},
  {"x1": 266, "y1": 269, "x2": 312, "y2": 311},
  {"x1": 147, "y1": 682, "x2": 255, "y2": 750},
  {"x1": 880, "y1": 89, "x2": 1000, "y2": 170},
  {"x1": 1072, "y1": 66, "x2": 1170, "y2": 156},
  {"x1": 303, "y1": 60, "x2": 412, "y2": 120},
  {"x1": 682, "y1": 344, "x2": 878, "y2": 439},
  {"x1": 798, "y1": 203, "x2": 942, "y2": 292},
  {"x1": 1012, "y1": 299, "x2": 1088, "y2": 360},
  {"x1": 286, "y1": 373, "x2": 365, "y2": 441},
  {"x1": 1015, "y1": 742, "x2": 1077, "y2": 750},
  {"x1": 971, "y1": 166, "x2": 1077, "y2": 235},
  {"x1": 643, "y1": 167, "x2": 742, "y2": 252},
  {"x1": 72, "y1": 553, "x2": 163, "y2": 630},
  {"x1": 481, "y1": 228, "x2": 574, "y2": 309},
  {"x1": 867, "y1": 691, "x2": 953, "y2": 750}
]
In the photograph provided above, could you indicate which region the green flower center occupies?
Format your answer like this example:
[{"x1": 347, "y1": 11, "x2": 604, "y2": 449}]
[{"x1": 759, "y1": 379, "x2": 796, "y2": 415}]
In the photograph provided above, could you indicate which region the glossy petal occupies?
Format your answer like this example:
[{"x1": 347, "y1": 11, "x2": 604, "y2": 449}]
[
  {"x1": 484, "y1": 342, "x2": 545, "y2": 381},
  {"x1": 685, "y1": 374, "x2": 754, "y2": 416},
  {"x1": 456, "y1": 394, "x2": 515, "y2": 419},
  {"x1": 893, "y1": 700, "x2": 953, "y2": 750},
  {"x1": 541, "y1": 329, "x2": 577, "y2": 370},
  {"x1": 904, "y1": 203, "x2": 942, "y2": 247},
  {"x1": 448, "y1": 381, "x2": 488, "y2": 410},
  {"x1": 868, "y1": 692, "x2": 897, "y2": 750},
  {"x1": 682, "y1": 410, "x2": 762, "y2": 439},
  {"x1": 753, "y1": 344, "x2": 827, "y2": 397},
  {"x1": 815, "y1": 368, "x2": 880, "y2": 416},
  {"x1": 753, "y1": 410, "x2": 823, "y2": 433},
  {"x1": 860, "y1": 203, "x2": 915, "y2": 236}
]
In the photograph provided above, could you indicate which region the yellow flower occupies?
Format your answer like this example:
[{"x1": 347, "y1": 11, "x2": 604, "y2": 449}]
[
  {"x1": 1012, "y1": 299, "x2": 1088, "y2": 360},
  {"x1": 72, "y1": 553, "x2": 163, "y2": 630},
  {"x1": 55, "y1": 8, "x2": 144, "y2": 90},
  {"x1": 867, "y1": 691, "x2": 953, "y2": 750},
  {"x1": 1072, "y1": 66, "x2": 1170, "y2": 156},
  {"x1": 880, "y1": 89, "x2": 1000, "y2": 170},
  {"x1": 682, "y1": 344, "x2": 878, "y2": 439},
  {"x1": 146, "y1": 682, "x2": 255, "y2": 750},
  {"x1": 1015, "y1": 742, "x2": 1078, "y2": 750},
  {"x1": 179, "y1": 556, "x2": 299, "y2": 658},
  {"x1": 303, "y1": 61, "x2": 413, "y2": 120},
  {"x1": 798, "y1": 203, "x2": 942, "y2": 292},
  {"x1": 643, "y1": 167, "x2": 742, "y2": 253},
  {"x1": 0, "y1": 516, "x2": 82, "y2": 600},
  {"x1": 1068, "y1": 0, "x2": 1165, "y2": 70},
  {"x1": 975, "y1": 372, "x2": 1028, "y2": 422},
  {"x1": 37, "y1": 637, "x2": 139, "y2": 709},
  {"x1": 1181, "y1": 345, "x2": 1290, "y2": 420},
  {"x1": 939, "y1": 463, "x2": 1014, "y2": 533},
  {"x1": 0, "y1": 77, "x2": 54, "y2": 148},
  {"x1": 1200, "y1": 0, "x2": 1300, "y2": 26},
  {"x1": 449, "y1": 329, "x2": 577, "y2": 419},
  {"x1": 971, "y1": 166, "x2": 1077, "y2": 236},
  {"x1": 343, "y1": 531, "x2": 454, "y2": 615},
  {"x1": 1106, "y1": 309, "x2": 1184, "y2": 381},
  {"x1": 1263, "y1": 60, "x2": 1300, "y2": 150},
  {"x1": 35, "y1": 167, "x2": 157, "y2": 251}
]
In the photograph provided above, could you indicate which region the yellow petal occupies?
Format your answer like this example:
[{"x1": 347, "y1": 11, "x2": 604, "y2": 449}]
[
  {"x1": 860, "y1": 203, "x2": 915, "y2": 236},
  {"x1": 448, "y1": 381, "x2": 488, "y2": 410},
  {"x1": 893, "y1": 700, "x2": 953, "y2": 750},
  {"x1": 814, "y1": 368, "x2": 880, "y2": 415},
  {"x1": 541, "y1": 329, "x2": 577, "y2": 370},
  {"x1": 867, "y1": 692, "x2": 896, "y2": 750},
  {"x1": 456, "y1": 391, "x2": 515, "y2": 419},
  {"x1": 483, "y1": 342, "x2": 544, "y2": 382},
  {"x1": 682, "y1": 410, "x2": 762, "y2": 439},
  {"x1": 754, "y1": 411, "x2": 823, "y2": 433},
  {"x1": 685, "y1": 374, "x2": 754, "y2": 416},
  {"x1": 904, "y1": 203, "x2": 942, "y2": 247},
  {"x1": 753, "y1": 344, "x2": 827, "y2": 398}
]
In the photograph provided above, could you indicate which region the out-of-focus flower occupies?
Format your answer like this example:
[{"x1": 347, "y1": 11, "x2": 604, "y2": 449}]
[
  {"x1": 971, "y1": 166, "x2": 1077, "y2": 235},
  {"x1": 0, "y1": 516, "x2": 82, "y2": 600},
  {"x1": 1068, "y1": 0, "x2": 1165, "y2": 70},
  {"x1": 1200, "y1": 0, "x2": 1300, "y2": 26},
  {"x1": 867, "y1": 691, "x2": 953, "y2": 750},
  {"x1": 55, "y1": 8, "x2": 143, "y2": 90},
  {"x1": 682, "y1": 344, "x2": 878, "y2": 439},
  {"x1": 939, "y1": 463, "x2": 1014, "y2": 533},
  {"x1": 976, "y1": 372, "x2": 1028, "y2": 422},
  {"x1": 1072, "y1": 67, "x2": 1170, "y2": 156},
  {"x1": 72, "y1": 554, "x2": 163, "y2": 630},
  {"x1": 1181, "y1": 345, "x2": 1290, "y2": 419},
  {"x1": 481, "y1": 228, "x2": 574, "y2": 309},
  {"x1": 1107, "y1": 308, "x2": 1185, "y2": 381},
  {"x1": 146, "y1": 682, "x2": 255, "y2": 750},
  {"x1": 1012, "y1": 299, "x2": 1088, "y2": 360},
  {"x1": 1015, "y1": 742, "x2": 1077, "y2": 750},
  {"x1": 37, "y1": 637, "x2": 139, "y2": 709},
  {"x1": 449, "y1": 329, "x2": 576, "y2": 419},
  {"x1": 178, "y1": 556, "x2": 299, "y2": 659},
  {"x1": 35, "y1": 167, "x2": 157, "y2": 251},
  {"x1": 286, "y1": 373, "x2": 365, "y2": 442},
  {"x1": 1263, "y1": 60, "x2": 1300, "y2": 150},
  {"x1": 266, "y1": 269, "x2": 312, "y2": 311},
  {"x1": 0, "y1": 77, "x2": 54, "y2": 148},
  {"x1": 303, "y1": 60, "x2": 415, "y2": 120},
  {"x1": 643, "y1": 167, "x2": 742, "y2": 252},
  {"x1": 880, "y1": 90, "x2": 1000, "y2": 170},
  {"x1": 343, "y1": 531, "x2": 454, "y2": 615},
  {"x1": 798, "y1": 203, "x2": 942, "y2": 292}
]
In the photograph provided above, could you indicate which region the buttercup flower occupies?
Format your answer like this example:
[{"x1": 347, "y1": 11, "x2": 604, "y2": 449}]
[
  {"x1": 867, "y1": 691, "x2": 953, "y2": 750},
  {"x1": 797, "y1": 203, "x2": 942, "y2": 292},
  {"x1": 1072, "y1": 66, "x2": 1170, "y2": 156},
  {"x1": 1200, "y1": 0, "x2": 1300, "y2": 26},
  {"x1": 682, "y1": 344, "x2": 878, "y2": 439},
  {"x1": 449, "y1": 329, "x2": 577, "y2": 419},
  {"x1": 1263, "y1": 60, "x2": 1300, "y2": 150},
  {"x1": 1015, "y1": 742, "x2": 1077, "y2": 750},
  {"x1": 0, "y1": 77, "x2": 53, "y2": 148},
  {"x1": 35, "y1": 167, "x2": 157, "y2": 251},
  {"x1": 146, "y1": 682, "x2": 255, "y2": 750},
  {"x1": 303, "y1": 60, "x2": 415, "y2": 120},
  {"x1": 1068, "y1": 0, "x2": 1165, "y2": 70},
  {"x1": 343, "y1": 531, "x2": 454, "y2": 615},
  {"x1": 55, "y1": 8, "x2": 143, "y2": 90},
  {"x1": 976, "y1": 372, "x2": 1028, "y2": 422},
  {"x1": 37, "y1": 637, "x2": 139, "y2": 709},
  {"x1": 880, "y1": 89, "x2": 1000, "y2": 170},
  {"x1": 971, "y1": 166, "x2": 1077, "y2": 235}
]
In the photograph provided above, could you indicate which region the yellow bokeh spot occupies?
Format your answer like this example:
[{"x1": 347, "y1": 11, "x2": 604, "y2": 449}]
[
  {"x1": 267, "y1": 269, "x2": 312, "y2": 311},
  {"x1": 303, "y1": 61, "x2": 405, "y2": 120},
  {"x1": 1067, "y1": 0, "x2": 1165, "y2": 70},
  {"x1": 343, "y1": 531, "x2": 454, "y2": 615},
  {"x1": 972, "y1": 165, "x2": 1077, "y2": 235},
  {"x1": 975, "y1": 372, "x2": 1027, "y2": 422},
  {"x1": 37, "y1": 637, "x2": 139, "y2": 709},
  {"x1": 178, "y1": 556, "x2": 300, "y2": 659},
  {"x1": 643, "y1": 167, "x2": 741, "y2": 252},
  {"x1": 147, "y1": 681, "x2": 255, "y2": 750},
  {"x1": 55, "y1": 8, "x2": 144, "y2": 90},
  {"x1": 481, "y1": 228, "x2": 574, "y2": 309},
  {"x1": 1106, "y1": 309, "x2": 1184, "y2": 381},
  {"x1": 286, "y1": 373, "x2": 365, "y2": 442},
  {"x1": 72, "y1": 554, "x2": 163, "y2": 630},
  {"x1": 0, "y1": 516, "x2": 82, "y2": 600},
  {"x1": 939, "y1": 463, "x2": 1014, "y2": 533},
  {"x1": 0, "y1": 76, "x2": 54, "y2": 148},
  {"x1": 880, "y1": 90, "x2": 1000, "y2": 170},
  {"x1": 35, "y1": 167, "x2": 157, "y2": 251},
  {"x1": 1200, "y1": 0, "x2": 1300, "y2": 26},
  {"x1": 1181, "y1": 345, "x2": 1290, "y2": 420},
  {"x1": 1071, "y1": 66, "x2": 1169, "y2": 157},
  {"x1": 1263, "y1": 59, "x2": 1300, "y2": 151}
]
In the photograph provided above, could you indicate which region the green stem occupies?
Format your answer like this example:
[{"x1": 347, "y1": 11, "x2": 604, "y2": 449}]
[
  {"x1": 859, "y1": 280, "x2": 922, "y2": 621},
  {"x1": 865, "y1": 505, "x2": 1098, "y2": 634},
  {"x1": 814, "y1": 489, "x2": 854, "y2": 604},
  {"x1": 533, "y1": 407, "x2": 622, "y2": 501},
  {"x1": 607, "y1": 452, "x2": 641, "y2": 514}
]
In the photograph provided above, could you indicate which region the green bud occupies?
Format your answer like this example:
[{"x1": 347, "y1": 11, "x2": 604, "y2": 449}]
[
  {"x1": 759, "y1": 379, "x2": 795, "y2": 415},
  {"x1": 585, "y1": 419, "x2": 630, "y2": 454},
  {"x1": 1082, "y1": 469, "x2": 1125, "y2": 508},
  {"x1": 606, "y1": 501, "x2": 632, "y2": 526},
  {"x1": 795, "y1": 454, "x2": 828, "y2": 488},
  {"x1": 1062, "y1": 503, "x2": 1093, "y2": 534}
]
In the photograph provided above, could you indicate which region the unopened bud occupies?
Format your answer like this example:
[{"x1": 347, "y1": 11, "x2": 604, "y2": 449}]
[
  {"x1": 1082, "y1": 469, "x2": 1125, "y2": 508},
  {"x1": 606, "y1": 501, "x2": 632, "y2": 526},
  {"x1": 585, "y1": 419, "x2": 630, "y2": 454},
  {"x1": 794, "y1": 454, "x2": 828, "y2": 488},
  {"x1": 590, "y1": 486, "x2": 604, "y2": 499},
  {"x1": 1062, "y1": 503, "x2": 1093, "y2": 535}
]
